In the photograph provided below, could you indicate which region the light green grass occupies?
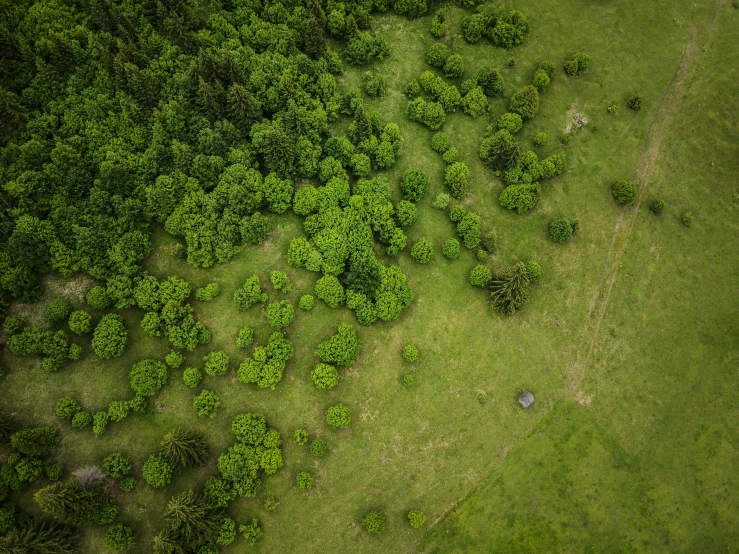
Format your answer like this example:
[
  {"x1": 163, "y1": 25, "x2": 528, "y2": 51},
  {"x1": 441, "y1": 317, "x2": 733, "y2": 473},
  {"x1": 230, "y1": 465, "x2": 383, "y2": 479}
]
[{"x1": 2, "y1": 0, "x2": 738, "y2": 552}]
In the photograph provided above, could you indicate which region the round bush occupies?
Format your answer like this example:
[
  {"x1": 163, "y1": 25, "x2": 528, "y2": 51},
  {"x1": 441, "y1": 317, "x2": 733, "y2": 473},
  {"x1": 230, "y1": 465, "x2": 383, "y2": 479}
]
[
  {"x1": 193, "y1": 389, "x2": 220, "y2": 418},
  {"x1": 68, "y1": 311, "x2": 92, "y2": 335},
  {"x1": 236, "y1": 326, "x2": 254, "y2": 348},
  {"x1": 203, "y1": 350, "x2": 229, "y2": 376},
  {"x1": 361, "y1": 511, "x2": 385, "y2": 534},
  {"x1": 142, "y1": 454, "x2": 172, "y2": 488},
  {"x1": 395, "y1": 201, "x2": 418, "y2": 227},
  {"x1": 431, "y1": 132, "x2": 449, "y2": 153},
  {"x1": 509, "y1": 85, "x2": 539, "y2": 119},
  {"x1": 92, "y1": 314, "x2": 128, "y2": 359},
  {"x1": 294, "y1": 429, "x2": 308, "y2": 445},
  {"x1": 310, "y1": 438, "x2": 328, "y2": 457},
  {"x1": 408, "y1": 510, "x2": 426, "y2": 528},
  {"x1": 312, "y1": 363, "x2": 340, "y2": 390},
  {"x1": 400, "y1": 170, "x2": 430, "y2": 201},
  {"x1": 469, "y1": 265, "x2": 493, "y2": 287},
  {"x1": 71, "y1": 411, "x2": 92, "y2": 429},
  {"x1": 532, "y1": 69, "x2": 550, "y2": 90},
  {"x1": 86, "y1": 286, "x2": 111, "y2": 310},
  {"x1": 524, "y1": 260, "x2": 542, "y2": 283},
  {"x1": 266, "y1": 300, "x2": 295, "y2": 329},
  {"x1": 442, "y1": 148, "x2": 459, "y2": 164},
  {"x1": 445, "y1": 162, "x2": 469, "y2": 198},
  {"x1": 549, "y1": 218, "x2": 574, "y2": 242},
  {"x1": 296, "y1": 472, "x2": 313, "y2": 491},
  {"x1": 104, "y1": 523, "x2": 135, "y2": 553},
  {"x1": 627, "y1": 95, "x2": 642, "y2": 110},
  {"x1": 164, "y1": 351, "x2": 183, "y2": 369},
  {"x1": 533, "y1": 132, "x2": 548, "y2": 146},
  {"x1": 102, "y1": 453, "x2": 132, "y2": 479},
  {"x1": 477, "y1": 250, "x2": 488, "y2": 262},
  {"x1": 442, "y1": 238, "x2": 461, "y2": 260},
  {"x1": 402, "y1": 344, "x2": 419, "y2": 362},
  {"x1": 3, "y1": 316, "x2": 23, "y2": 335},
  {"x1": 119, "y1": 477, "x2": 136, "y2": 492},
  {"x1": 45, "y1": 298, "x2": 71, "y2": 323},
  {"x1": 496, "y1": 113, "x2": 523, "y2": 134},
  {"x1": 298, "y1": 295, "x2": 315, "y2": 311},
  {"x1": 402, "y1": 374, "x2": 415, "y2": 386},
  {"x1": 682, "y1": 212, "x2": 694, "y2": 227},
  {"x1": 649, "y1": 199, "x2": 665, "y2": 215},
  {"x1": 55, "y1": 396, "x2": 81, "y2": 419},
  {"x1": 325, "y1": 403, "x2": 351, "y2": 429},
  {"x1": 411, "y1": 237, "x2": 434, "y2": 264},
  {"x1": 315, "y1": 277, "x2": 345, "y2": 309},
  {"x1": 432, "y1": 193, "x2": 450, "y2": 210},
  {"x1": 182, "y1": 367, "x2": 202, "y2": 388},
  {"x1": 129, "y1": 359, "x2": 168, "y2": 397},
  {"x1": 612, "y1": 180, "x2": 637, "y2": 204},
  {"x1": 443, "y1": 54, "x2": 464, "y2": 78},
  {"x1": 425, "y1": 43, "x2": 449, "y2": 67}
]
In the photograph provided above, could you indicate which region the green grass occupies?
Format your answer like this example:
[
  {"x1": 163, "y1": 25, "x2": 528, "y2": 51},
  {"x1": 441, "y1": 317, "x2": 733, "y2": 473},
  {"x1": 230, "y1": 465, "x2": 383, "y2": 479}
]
[{"x1": 2, "y1": 0, "x2": 738, "y2": 552}]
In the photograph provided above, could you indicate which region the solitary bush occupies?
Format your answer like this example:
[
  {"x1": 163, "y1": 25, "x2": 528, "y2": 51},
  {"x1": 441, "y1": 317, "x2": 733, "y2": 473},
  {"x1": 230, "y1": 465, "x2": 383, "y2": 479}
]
[
  {"x1": 411, "y1": 238, "x2": 434, "y2": 264},
  {"x1": 103, "y1": 453, "x2": 132, "y2": 479},
  {"x1": 442, "y1": 238, "x2": 461, "y2": 260},
  {"x1": 469, "y1": 265, "x2": 493, "y2": 287},
  {"x1": 549, "y1": 218, "x2": 576, "y2": 242},
  {"x1": 509, "y1": 85, "x2": 539, "y2": 119},
  {"x1": 325, "y1": 403, "x2": 351, "y2": 429},
  {"x1": 400, "y1": 170, "x2": 430, "y2": 201},
  {"x1": 269, "y1": 271, "x2": 292, "y2": 292},
  {"x1": 92, "y1": 314, "x2": 128, "y2": 359},
  {"x1": 426, "y1": 43, "x2": 449, "y2": 67},
  {"x1": 129, "y1": 359, "x2": 168, "y2": 397},
  {"x1": 119, "y1": 477, "x2": 135, "y2": 492},
  {"x1": 104, "y1": 523, "x2": 135, "y2": 553},
  {"x1": 612, "y1": 180, "x2": 637, "y2": 204},
  {"x1": 402, "y1": 374, "x2": 415, "y2": 386},
  {"x1": 240, "y1": 519, "x2": 263, "y2": 546},
  {"x1": 363, "y1": 71, "x2": 387, "y2": 97},
  {"x1": 68, "y1": 311, "x2": 92, "y2": 335},
  {"x1": 266, "y1": 300, "x2": 295, "y2": 330},
  {"x1": 93, "y1": 412, "x2": 109, "y2": 435},
  {"x1": 431, "y1": 132, "x2": 449, "y2": 153},
  {"x1": 497, "y1": 113, "x2": 523, "y2": 134},
  {"x1": 142, "y1": 454, "x2": 173, "y2": 488},
  {"x1": 432, "y1": 193, "x2": 451, "y2": 210},
  {"x1": 627, "y1": 95, "x2": 643, "y2": 111},
  {"x1": 682, "y1": 212, "x2": 695, "y2": 227},
  {"x1": 86, "y1": 286, "x2": 111, "y2": 310},
  {"x1": 298, "y1": 295, "x2": 315, "y2": 311},
  {"x1": 402, "y1": 344, "x2": 419, "y2": 362},
  {"x1": 532, "y1": 69, "x2": 550, "y2": 91},
  {"x1": 477, "y1": 250, "x2": 488, "y2": 262},
  {"x1": 193, "y1": 390, "x2": 220, "y2": 418},
  {"x1": 315, "y1": 277, "x2": 345, "y2": 309},
  {"x1": 499, "y1": 184, "x2": 540, "y2": 214},
  {"x1": 294, "y1": 429, "x2": 308, "y2": 445},
  {"x1": 234, "y1": 276, "x2": 268, "y2": 311},
  {"x1": 362, "y1": 511, "x2": 385, "y2": 534},
  {"x1": 524, "y1": 260, "x2": 542, "y2": 283},
  {"x1": 56, "y1": 396, "x2": 81, "y2": 419},
  {"x1": 165, "y1": 351, "x2": 183, "y2": 369},
  {"x1": 649, "y1": 199, "x2": 665, "y2": 214},
  {"x1": 564, "y1": 52, "x2": 590, "y2": 76},
  {"x1": 296, "y1": 472, "x2": 313, "y2": 491},
  {"x1": 310, "y1": 438, "x2": 328, "y2": 457},
  {"x1": 445, "y1": 162, "x2": 469, "y2": 198},
  {"x1": 204, "y1": 351, "x2": 229, "y2": 376},
  {"x1": 533, "y1": 132, "x2": 548, "y2": 146},
  {"x1": 408, "y1": 510, "x2": 426, "y2": 528},
  {"x1": 46, "y1": 298, "x2": 71, "y2": 323},
  {"x1": 182, "y1": 367, "x2": 202, "y2": 388},
  {"x1": 444, "y1": 54, "x2": 464, "y2": 78},
  {"x1": 195, "y1": 283, "x2": 220, "y2": 301},
  {"x1": 312, "y1": 363, "x2": 340, "y2": 390}
]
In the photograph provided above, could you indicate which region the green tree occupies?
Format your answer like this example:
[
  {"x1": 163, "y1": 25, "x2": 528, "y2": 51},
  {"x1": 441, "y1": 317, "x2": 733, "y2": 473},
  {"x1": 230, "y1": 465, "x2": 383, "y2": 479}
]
[
  {"x1": 92, "y1": 315, "x2": 127, "y2": 359},
  {"x1": 161, "y1": 428, "x2": 209, "y2": 469},
  {"x1": 266, "y1": 301, "x2": 295, "y2": 330},
  {"x1": 489, "y1": 262, "x2": 530, "y2": 315},
  {"x1": 311, "y1": 363, "x2": 340, "y2": 390},
  {"x1": 325, "y1": 403, "x2": 351, "y2": 429},
  {"x1": 315, "y1": 323, "x2": 361, "y2": 366},
  {"x1": 411, "y1": 237, "x2": 434, "y2": 264},
  {"x1": 142, "y1": 455, "x2": 173, "y2": 488},
  {"x1": 104, "y1": 523, "x2": 135, "y2": 553},
  {"x1": 361, "y1": 511, "x2": 385, "y2": 534}
]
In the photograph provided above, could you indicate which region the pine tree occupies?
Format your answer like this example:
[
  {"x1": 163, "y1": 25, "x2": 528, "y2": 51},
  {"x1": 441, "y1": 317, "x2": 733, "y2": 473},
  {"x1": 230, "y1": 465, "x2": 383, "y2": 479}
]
[
  {"x1": 197, "y1": 77, "x2": 223, "y2": 118},
  {"x1": 0, "y1": 519, "x2": 78, "y2": 554},
  {"x1": 304, "y1": 17, "x2": 326, "y2": 60},
  {"x1": 345, "y1": 249, "x2": 382, "y2": 297},
  {"x1": 155, "y1": 490, "x2": 222, "y2": 551},
  {"x1": 227, "y1": 84, "x2": 262, "y2": 130},
  {"x1": 161, "y1": 428, "x2": 209, "y2": 469},
  {"x1": 34, "y1": 481, "x2": 111, "y2": 527},
  {"x1": 348, "y1": 104, "x2": 373, "y2": 144},
  {"x1": 489, "y1": 262, "x2": 530, "y2": 315}
]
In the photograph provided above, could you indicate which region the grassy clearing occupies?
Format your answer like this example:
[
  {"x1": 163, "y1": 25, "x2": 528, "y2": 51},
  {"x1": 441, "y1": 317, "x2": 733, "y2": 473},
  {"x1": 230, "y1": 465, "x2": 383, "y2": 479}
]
[{"x1": 2, "y1": 0, "x2": 737, "y2": 552}]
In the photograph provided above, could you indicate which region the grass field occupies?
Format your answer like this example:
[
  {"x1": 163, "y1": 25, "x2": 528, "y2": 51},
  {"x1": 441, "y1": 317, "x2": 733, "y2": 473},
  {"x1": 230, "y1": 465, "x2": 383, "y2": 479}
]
[{"x1": 2, "y1": 0, "x2": 738, "y2": 552}]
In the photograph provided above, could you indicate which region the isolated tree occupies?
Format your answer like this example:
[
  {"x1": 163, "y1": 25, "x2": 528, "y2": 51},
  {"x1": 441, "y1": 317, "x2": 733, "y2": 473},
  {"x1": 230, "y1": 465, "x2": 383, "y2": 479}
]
[
  {"x1": 489, "y1": 262, "x2": 530, "y2": 315},
  {"x1": 161, "y1": 428, "x2": 209, "y2": 469}
]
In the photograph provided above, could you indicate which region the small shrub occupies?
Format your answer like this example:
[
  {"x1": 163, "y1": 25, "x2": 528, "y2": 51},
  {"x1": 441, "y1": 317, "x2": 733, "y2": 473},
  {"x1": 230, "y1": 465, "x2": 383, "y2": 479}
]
[
  {"x1": 612, "y1": 180, "x2": 637, "y2": 205},
  {"x1": 269, "y1": 271, "x2": 292, "y2": 292},
  {"x1": 182, "y1": 367, "x2": 202, "y2": 388},
  {"x1": 497, "y1": 112, "x2": 523, "y2": 134},
  {"x1": 682, "y1": 212, "x2": 695, "y2": 227},
  {"x1": 442, "y1": 148, "x2": 459, "y2": 164},
  {"x1": 431, "y1": 132, "x2": 449, "y2": 153},
  {"x1": 264, "y1": 497, "x2": 279, "y2": 511},
  {"x1": 102, "y1": 453, "x2": 132, "y2": 479},
  {"x1": 400, "y1": 170, "x2": 430, "y2": 201},
  {"x1": 411, "y1": 237, "x2": 434, "y2": 264},
  {"x1": 310, "y1": 438, "x2": 327, "y2": 457},
  {"x1": 142, "y1": 454, "x2": 173, "y2": 488},
  {"x1": 432, "y1": 193, "x2": 450, "y2": 210},
  {"x1": 239, "y1": 519, "x2": 262, "y2": 545},
  {"x1": 165, "y1": 351, "x2": 183, "y2": 369},
  {"x1": 563, "y1": 52, "x2": 590, "y2": 76},
  {"x1": 315, "y1": 277, "x2": 345, "y2": 309},
  {"x1": 402, "y1": 344, "x2": 419, "y2": 362},
  {"x1": 71, "y1": 411, "x2": 92, "y2": 429},
  {"x1": 56, "y1": 396, "x2": 81, "y2": 419},
  {"x1": 549, "y1": 218, "x2": 575, "y2": 242},
  {"x1": 104, "y1": 523, "x2": 135, "y2": 553},
  {"x1": 469, "y1": 265, "x2": 493, "y2": 287},
  {"x1": 68, "y1": 311, "x2": 92, "y2": 335},
  {"x1": 312, "y1": 363, "x2": 340, "y2": 390},
  {"x1": 395, "y1": 201, "x2": 418, "y2": 227},
  {"x1": 408, "y1": 510, "x2": 426, "y2": 528},
  {"x1": 86, "y1": 286, "x2": 111, "y2": 309},
  {"x1": 3, "y1": 316, "x2": 23, "y2": 335},
  {"x1": 92, "y1": 314, "x2": 128, "y2": 359},
  {"x1": 294, "y1": 429, "x2": 308, "y2": 446},
  {"x1": 326, "y1": 403, "x2": 351, "y2": 429},
  {"x1": 129, "y1": 359, "x2": 168, "y2": 397},
  {"x1": 477, "y1": 250, "x2": 488, "y2": 262},
  {"x1": 363, "y1": 71, "x2": 387, "y2": 97},
  {"x1": 298, "y1": 294, "x2": 315, "y2": 311},
  {"x1": 533, "y1": 132, "x2": 548, "y2": 146},
  {"x1": 296, "y1": 472, "x2": 313, "y2": 491},
  {"x1": 193, "y1": 390, "x2": 220, "y2": 418},
  {"x1": 442, "y1": 238, "x2": 461, "y2": 259},
  {"x1": 444, "y1": 54, "x2": 464, "y2": 78},
  {"x1": 524, "y1": 261, "x2": 542, "y2": 283},
  {"x1": 195, "y1": 283, "x2": 220, "y2": 301},
  {"x1": 445, "y1": 162, "x2": 469, "y2": 198},
  {"x1": 362, "y1": 511, "x2": 385, "y2": 534},
  {"x1": 426, "y1": 43, "x2": 449, "y2": 67},
  {"x1": 402, "y1": 374, "x2": 415, "y2": 386},
  {"x1": 404, "y1": 78, "x2": 421, "y2": 97},
  {"x1": 45, "y1": 298, "x2": 71, "y2": 323},
  {"x1": 649, "y1": 199, "x2": 665, "y2": 215},
  {"x1": 509, "y1": 85, "x2": 539, "y2": 119},
  {"x1": 203, "y1": 350, "x2": 229, "y2": 376},
  {"x1": 119, "y1": 477, "x2": 136, "y2": 492},
  {"x1": 93, "y1": 412, "x2": 109, "y2": 435},
  {"x1": 627, "y1": 95, "x2": 642, "y2": 111},
  {"x1": 236, "y1": 326, "x2": 254, "y2": 349},
  {"x1": 532, "y1": 69, "x2": 550, "y2": 91},
  {"x1": 266, "y1": 300, "x2": 295, "y2": 329}
]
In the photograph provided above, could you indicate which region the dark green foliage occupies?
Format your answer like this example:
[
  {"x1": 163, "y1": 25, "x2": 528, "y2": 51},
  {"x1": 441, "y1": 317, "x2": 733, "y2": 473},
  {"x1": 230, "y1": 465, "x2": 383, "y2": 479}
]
[
  {"x1": 612, "y1": 180, "x2": 638, "y2": 204},
  {"x1": 56, "y1": 396, "x2": 81, "y2": 419},
  {"x1": 296, "y1": 472, "x2": 313, "y2": 491},
  {"x1": 406, "y1": 97, "x2": 446, "y2": 130},
  {"x1": 480, "y1": 130, "x2": 521, "y2": 171},
  {"x1": 129, "y1": 359, "x2": 168, "y2": 397},
  {"x1": 119, "y1": 477, "x2": 136, "y2": 493},
  {"x1": 154, "y1": 490, "x2": 223, "y2": 553},
  {"x1": 426, "y1": 43, "x2": 450, "y2": 67},
  {"x1": 182, "y1": 368, "x2": 203, "y2": 389},
  {"x1": 363, "y1": 71, "x2": 387, "y2": 97},
  {"x1": 444, "y1": 54, "x2": 465, "y2": 78},
  {"x1": 400, "y1": 170, "x2": 431, "y2": 201},
  {"x1": 102, "y1": 453, "x2": 132, "y2": 479},
  {"x1": 408, "y1": 510, "x2": 426, "y2": 528},
  {"x1": 345, "y1": 33, "x2": 390, "y2": 65},
  {"x1": 315, "y1": 323, "x2": 361, "y2": 366},
  {"x1": 142, "y1": 455, "x2": 173, "y2": 488},
  {"x1": 0, "y1": 519, "x2": 78, "y2": 553},
  {"x1": 549, "y1": 218, "x2": 577, "y2": 242},
  {"x1": 310, "y1": 438, "x2": 328, "y2": 457},
  {"x1": 68, "y1": 311, "x2": 92, "y2": 335},
  {"x1": 564, "y1": 52, "x2": 591, "y2": 76},
  {"x1": 411, "y1": 238, "x2": 434, "y2": 264},
  {"x1": 431, "y1": 11, "x2": 446, "y2": 37},
  {"x1": 499, "y1": 184, "x2": 541, "y2": 214},
  {"x1": 462, "y1": 87, "x2": 488, "y2": 117},
  {"x1": 326, "y1": 403, "x2": 351, "y2": 429},
  {"x1": 462, "y1": 4, "x2": 529, "y2": 47},
  {"x1": 489, "y1": 262, "x2": 530, "y2": 315},
  {"x1": 92, "y1": 315, "x2": 127, "y2": 360},
  {"x1": 470, "y1": 265, "x2": 493, "y2": 287},
  {"x1": 525, "y1": 261, "x2": 543, "y2": 283},
  {"x1": 449, "y1": 206, "x2": 482, "y2": 249},
  {"x1": 193, "y1": 390, "x2": 220, "y2": 418},
  {"x1": 627, "y1": 95, "x2": 643, "y2": 110},
  {"x1": 509, "y1": 85, "x2": 540, "y2": 119},
  {"x1": 161, "y1": 429, "x2": 209, "y2": 469},
  {"x1": 649, "y1": 199, "x2": 665, "y2": 214},
  {"x1": 165, "y1": 351, "x2": 184, "y2": 369},
  {"x1": 104, "y1": 523, "x2": 135, "y2": 553},
  {"x1": 203, "y1": 351, "x2": 229, "y2": 377},
  {"x1": 45, "y1": 298, "x2": 70, "y2": 323},
  {"x1": 3, "y1": 316, "x2": 23, "y2": 335},
  {"x1": 362, "y1": 511, "x2": 386, "y2": 534},
  {"x1": 11, "y1": 427, "x2": 60, "y2": 457},
  {"x1": 34, "y1": 480, "x2": 114, "y2": 526},
  {"x1": 234, "y1": 276, "x2": 268, "y2": 311},
  {"x1": 312, "y1": 363, "x2": 340, "y2": 390}
]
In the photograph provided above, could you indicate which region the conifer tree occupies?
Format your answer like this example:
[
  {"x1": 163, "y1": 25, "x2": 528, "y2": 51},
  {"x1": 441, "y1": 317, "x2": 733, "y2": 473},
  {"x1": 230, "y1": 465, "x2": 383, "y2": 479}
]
[
  {"x1": 161, "y1": 428, "x2": 209, "y2": 469},
  {"x1": 489, "y1": 262, "x2": 530, "y2": 315}
]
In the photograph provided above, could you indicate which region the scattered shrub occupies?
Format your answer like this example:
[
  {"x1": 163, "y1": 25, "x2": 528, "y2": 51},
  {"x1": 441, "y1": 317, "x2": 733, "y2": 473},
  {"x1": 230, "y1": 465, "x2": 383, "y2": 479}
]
[
  {"x1": 509, "y1": 85, "x2": 539, "y2": 119},
  {"x1": 325, "y1": 403, "x2": 351, "y2": 429},
  {"x1": 480, "y1": 129, "x2": 520, "y2": 171},
  {"x1": 266, "y1": 300, "x2": 295, "y2": 330},
  {"x1": 400, "y1": 170, "x2": 430, "y2": 201},
  {"x1": 649, "y1": 199, "x2": 665, "y2": 215},
  {"x1": 312, "y1": 363, "x2": 340, "y2": 390},
  {"x1": 86, "y1": 286, "x2": 111, "y2": 310},
  {"x1": 129, "y1": 359, "x2": 168, "y2": 397},
  {"x1": 432, "y1": 193, "x2": 451, "y2": 210},
  {"x1": 195, "y1": 283, "x2": 220, "y2": 301},
  {"x1": 193, "y1": 390, "x2": 220, "y2": 418},
  {"x1": 499, "y1": 184, "x2": 540, "y2": 214},
  {"x1": 3, "y1": 315, "x2": 23, "y2": 335},
  {"x1": 240, "y1": 519, "x2": 262, "y2": 545},
  {"x1": 294, "y1": 429, "x2": 308, "y2": 446},
  {"x1": 204, "y1": 351, "x2": 229, "y2": 377},
  {"x1": 431, "y1": 11, "x2": 446, "y2": 37},
  {"x1": 296, "y1": 472, "x2": 313, "y2": 491},
  {"x1": 161, "y1": 428, "x2": 209, "y2": 469},
  {"x1": 682, "y1": 212, "x2": 695, "y2": 227},
  {"x1": 445, "y1": 162, "x2": 469, "y2": 198},
  {"x1": 404, "y1": 78, "x2": 421, "y2": 97},
  {"x1": 426, "y1": 43, "x2": 449, "y2": 67},
  {"x1": 444, "y1": 54, "x2": 464, "y2": 78},
  {"x1": 92, "y1": 314, "x2": 127, "y2": 359},
  {"x1": 362, "y1": 511, "x2": 385, "y2": 534},
  {"x1": 402, "y1": 344, "x2": 419, "y2": 362},
  {"x1": 442, "y1": 238, "x2": 461, "y2": 259},
  {"x1": 627, "y1": 95, "x2": 643, "y2": 110},
  {"x1": 119, "y1": 477, "x2": 136, "y2": 492},
  {"x1": 489, "y1": 262, "x2": 530, "y2": 315},
  {"x1": 142, "y1": 454, "x2": 173, "y2": 488},
  {"x1": 612, "y1": 180, "x2": 637, "y2": 204},
  {"x1": 408, "y1": 510, "x2": 426, "y2": 528},
  {"x1": 93, "y1": 412, "x2": 109, "y2": 436},
  {"x1": 183, "y1": 367, "x2": 202, "y2": 388},
  {"x1": 524, "y1": 261, "x2": 542, "y2": 283},
  {"x1": 68, "y1": 311, "x2": 92, "y2": 335},
  {"x1": 234, "y1": 276, "x2": 268, "y2": 311},
  {"x1": 363, "y1": 71, "x2": 387, "y2": 97},
  {"x1": 315, "y1": 323, "x2": 361, "y2": 366},
  {"x1": 549, "y1": 217, "x2": 576, "y2": 242},
  {"x1": 477, "y1": 250, "x2": 488, "y2": 262},
  {"x1": 104, "y1": 523, "x2": 135, "y2": 553},
  {"x1": 269, "y1": 271, "x2": 292, "y2": 292},
  {"x1": 533, "y1": 132, "x2": 548, "y2": 146},
  {"x1": 411, "y1": 238, "x2": 434, "y2": 264},
  {"x1": 442, "y1": 148, "x2": 459, "y2": 164},
  {"x1": 563, "y1": 52, "x2": 590, "y2": 76},
  {"x1": 395, "y1": 201, "x2": 418, "y2": 228},
  {"x1": 298, "y1": 295, "x2": 315, "y2": 311},
  {"x1": 497, "y1": 113, "x2": 523, "y2": 134},
  {"x1": 469, "y1": 265, "x2": 493, "y2": 287},
  {"x1": 163, "y1": 351, "x2": 183, "y2": 369},
  {"x1": 532, "y1": 69, "x2": 550, "y2": 91},
  {"x1": 402, "y1": 374, "x2": 415, "y2": 386},
  {"x1": 46, "y1": 298, "x2": 71, "y2": 323},
  {"x1": 102, "y1": 453, "x2": 132, "y2": 479},
  {"x1": 431, "y1": 132, "x2": 449, "y2": 153},
  {"x1": 56, "y1": 396, "x2": 81, "y2": 419},
  {"x1": 71, "y1": 411, "x2": 92, "y2": 429},
  {"x1": 310, "y1": 438, "x2": 328, "y2": 457}
]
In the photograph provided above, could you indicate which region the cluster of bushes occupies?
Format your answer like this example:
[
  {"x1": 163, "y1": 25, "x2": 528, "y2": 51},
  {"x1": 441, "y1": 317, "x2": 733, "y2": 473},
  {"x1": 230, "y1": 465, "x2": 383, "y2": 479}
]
[
  {"x1": 143, "y1": 429, "x2": 209, "y2": 489},
  {"x1": 358, "y1": 509, "x2": 427, "y2": 534},
  {"x1": 195, "y1": 283, "x2": 220, "y2": 302},
  {"x1": 448, "y1": 205, "x2": 482, "y2": 249},
  {"x1": 294, "y1": 429, "x2": 329, "y2": 458},
  {"x1": 462, "y1": 3, "x2": 529, "y2": 47},
  {"x1": 135, "y1": 275, "x2": 210, "y2": 351},
  {"x1": 102, "y1": 452, "x2": 136, "y2": 493},
  {"x1": 1, "y1": 423, "x2": 63, "y2": 500},
  {"x1": 237, "y1": 332, "x2": 294, "y2": 390},
  {"x1": 315, "y1": 323, "x2": 361, "y2": 367},
  {"x1": 6, "y1": 320, "x2": 80, "y2": 372},
  {"x1": 564, "y1": 52, "x2": 591, "y2": 76},
  {"x1": 234, "y1": 275, "x2": 269, "y2": 311},
  {"x1": 363, "y1": 71, "x2": 387, "y2": 97}
]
